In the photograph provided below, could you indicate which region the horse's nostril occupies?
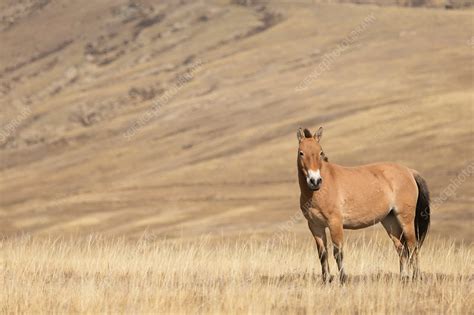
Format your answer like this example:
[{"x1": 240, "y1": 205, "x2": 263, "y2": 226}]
[
  {"x1": 317, "y1": 178, "x2": 323, "y2": 186},
  {"x1": 310, "y1": 178, "x2": 316, "y2": 185}
]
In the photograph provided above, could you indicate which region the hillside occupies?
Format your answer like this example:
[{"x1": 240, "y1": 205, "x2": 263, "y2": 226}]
[{"x1": 0, "y1": 0, "x2": 473, "y2": 240}]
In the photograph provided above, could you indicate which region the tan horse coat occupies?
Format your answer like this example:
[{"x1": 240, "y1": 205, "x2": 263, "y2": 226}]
[{"x1": 297, "y1": 127, "x2": 430, "y2": 283}]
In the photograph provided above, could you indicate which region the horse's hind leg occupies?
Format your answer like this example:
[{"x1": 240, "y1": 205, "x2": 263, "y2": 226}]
[
  {"x1": 381, "y1": 213, "x2": 409, "y2": 279},
  {"x1": 308, "y1": 222, "x2": 331, "y2": 283},
  {"x1": 393, "y1": 209, "x2": 419, "y2": 280}
]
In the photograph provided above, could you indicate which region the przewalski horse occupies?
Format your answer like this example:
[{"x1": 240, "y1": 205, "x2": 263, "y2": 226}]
[{"x1": 297, "y1": 127, "x2": 430, "y2": 283}]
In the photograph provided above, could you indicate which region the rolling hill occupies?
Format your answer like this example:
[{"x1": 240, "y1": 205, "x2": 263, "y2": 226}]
[{"x1": 0, "y1": 0, "x2": 473, "y2": 241}]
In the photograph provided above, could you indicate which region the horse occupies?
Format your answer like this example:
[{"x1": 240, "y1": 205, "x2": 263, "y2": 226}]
[{"x1": 296, "y1": 127, "x2": 430, "y2": 283}]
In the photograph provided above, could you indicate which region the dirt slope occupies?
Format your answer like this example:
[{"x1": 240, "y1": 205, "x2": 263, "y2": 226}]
[{"x1": 0, "y1": 0, "x2": 472, "y2": 240}]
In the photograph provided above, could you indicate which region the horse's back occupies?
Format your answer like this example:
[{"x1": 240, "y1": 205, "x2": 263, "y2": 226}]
[
  {"x1": 335, "y1": 162, "x2": 415, "y2": 189},
  {"x1": 342, "y1": 162, "x2": 416, "y2": 187}
]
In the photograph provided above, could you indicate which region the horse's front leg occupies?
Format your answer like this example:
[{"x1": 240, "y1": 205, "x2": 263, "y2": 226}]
[
  {"x1": 329, "y1": 221, "x2": 347, "y2": 284},
  {"x1": 308, "y1": 222, "x2": 330, "y2": 283}
]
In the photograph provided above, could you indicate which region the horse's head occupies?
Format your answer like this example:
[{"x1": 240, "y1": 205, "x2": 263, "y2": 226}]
[{"x1": 297, "y1": 126, "x2": 327, "y2": 191}]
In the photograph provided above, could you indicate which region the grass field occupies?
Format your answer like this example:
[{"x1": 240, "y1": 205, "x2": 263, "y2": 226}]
[{"x1": 1, "y1": 234, "x2": 472, "y2": 314}]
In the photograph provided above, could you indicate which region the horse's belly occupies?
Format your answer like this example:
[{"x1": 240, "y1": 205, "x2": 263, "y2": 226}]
[
  {"x1": 343, "y1": 215, "x2": 383, "y2": 229},
  {"x1": 341, "y1": 197, "x2": 391, "y2": 229}
]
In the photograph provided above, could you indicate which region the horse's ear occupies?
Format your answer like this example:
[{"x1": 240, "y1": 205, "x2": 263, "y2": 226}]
[
  {"x1": 314, "y1": 126, "x2": 323, "y2": 142},
  {"x1": 297, "y1": 128, "x2": 313, "y2": 141},
  {"x1": 297, "y1": 128, "x2": 305, "y2": 141}
]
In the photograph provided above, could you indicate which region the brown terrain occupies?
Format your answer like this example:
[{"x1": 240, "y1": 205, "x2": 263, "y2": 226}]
[{"x1": 0, "y1": 0, "x2": 473, "y2": 241}]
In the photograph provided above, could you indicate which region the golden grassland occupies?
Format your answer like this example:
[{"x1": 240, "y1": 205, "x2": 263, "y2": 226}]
[{"x1": 1, "y1": 233, "x2": 472, "y2": 314}]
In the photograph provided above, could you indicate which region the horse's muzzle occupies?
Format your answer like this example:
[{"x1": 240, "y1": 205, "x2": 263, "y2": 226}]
[{"x1": 308, "y1": 176, "x2": 322, "y2": 191}]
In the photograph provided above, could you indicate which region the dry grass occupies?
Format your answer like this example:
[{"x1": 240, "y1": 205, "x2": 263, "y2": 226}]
[{"x1": 1, "y1": 234, "x2": 472, "y2": 314}]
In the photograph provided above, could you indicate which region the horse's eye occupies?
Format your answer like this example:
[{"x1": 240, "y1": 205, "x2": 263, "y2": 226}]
[{"x1": 299, "y1": 151, "x2": 304, "y2": 157}]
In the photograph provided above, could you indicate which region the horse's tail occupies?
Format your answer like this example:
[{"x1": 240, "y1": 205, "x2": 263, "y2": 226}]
[{"x1": 412, "y1": 171, "x2": 430, "y2": 248}]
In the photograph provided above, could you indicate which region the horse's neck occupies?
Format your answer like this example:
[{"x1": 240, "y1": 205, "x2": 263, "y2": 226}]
[{"x1": 321, "y1": 162, "x2": 335, "y2": 181}]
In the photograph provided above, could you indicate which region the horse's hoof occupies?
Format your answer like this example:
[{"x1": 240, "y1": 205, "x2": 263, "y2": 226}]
[
  {"x1": 400, "y1": 275, "x2": 410, "y2": 283},
  {"x1": 322, "y1": 275, "x2": 334, "y2": 284},
  {"x1": 339, "y1": 273, "x2": 348, "y2": 284},
  {"x1": 412, "y1": 271, "x2": 423, "y2": 281},
  {"x1": 412, "y1": 275, "x2": 423, "y2": 281}
]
